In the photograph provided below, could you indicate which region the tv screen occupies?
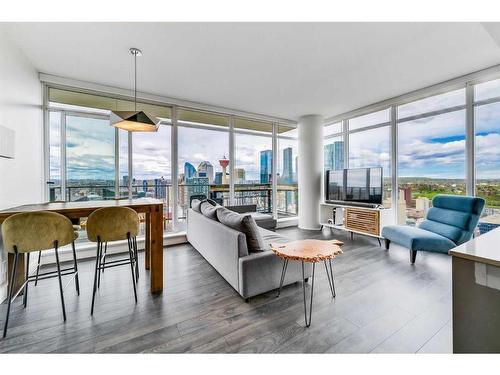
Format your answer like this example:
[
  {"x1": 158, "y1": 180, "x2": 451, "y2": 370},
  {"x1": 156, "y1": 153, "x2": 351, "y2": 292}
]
[
  {"x1": 327, "y1": 170, "x2": 344, "y2": 201},
  {"x1": 326, "y1": 167, "x2": 383, "y2": 205}
]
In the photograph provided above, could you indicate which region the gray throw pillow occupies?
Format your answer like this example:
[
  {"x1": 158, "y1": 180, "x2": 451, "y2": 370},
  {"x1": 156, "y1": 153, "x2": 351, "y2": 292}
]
[
  {"x1": 191, "y1": 199, "x2": 203, "y2": 213},
  {"x1": 200, "y1": 201, "x2": 220, "y2": 221},
  {"x1": 216, "y1": 207, "x2": 265, "y2": 253}
]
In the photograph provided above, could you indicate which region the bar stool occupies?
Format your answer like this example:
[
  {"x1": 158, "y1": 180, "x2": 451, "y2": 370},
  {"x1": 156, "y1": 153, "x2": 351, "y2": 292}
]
[
  {"x1": 1, "y1": 211, "x2": 80, "y2": 338},
  {"x1": 86, "y1": 207, "x2": 140, "y2": 315}
]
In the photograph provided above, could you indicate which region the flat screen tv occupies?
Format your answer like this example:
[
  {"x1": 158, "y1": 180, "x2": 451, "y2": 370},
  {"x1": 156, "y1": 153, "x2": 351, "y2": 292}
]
[{"x1": 325, "y1": 167, "x2": 383, "y2": 205}]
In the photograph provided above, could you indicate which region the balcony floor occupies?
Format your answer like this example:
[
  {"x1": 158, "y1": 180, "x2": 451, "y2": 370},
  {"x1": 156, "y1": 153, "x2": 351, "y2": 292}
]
[{"x1": 0, "y1": 227, "x2": 451, "y2": 353}]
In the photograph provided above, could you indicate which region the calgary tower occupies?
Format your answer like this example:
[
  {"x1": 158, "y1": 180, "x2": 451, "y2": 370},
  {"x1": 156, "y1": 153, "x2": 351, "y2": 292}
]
[{"x1": 219, "y1": 155, "x2": 230, "y2": 184}]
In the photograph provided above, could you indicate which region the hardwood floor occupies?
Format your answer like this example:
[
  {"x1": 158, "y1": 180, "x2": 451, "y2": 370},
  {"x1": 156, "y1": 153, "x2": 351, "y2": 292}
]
[{"x1": 0, "y1": 227, "x2": 452, "y2": 353}]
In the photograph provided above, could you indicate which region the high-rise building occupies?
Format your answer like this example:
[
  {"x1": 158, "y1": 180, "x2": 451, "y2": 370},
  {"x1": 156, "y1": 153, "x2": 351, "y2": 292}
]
[
  {"x1": 324, "y1": 141, "x2": 344, "y2": 171},
  {"x1": 197, "y1": 161, "x2": 214, "y2": 184},
  {"x1": 184, "y1": 162, "x2": 197, "y2": 179},
  {"x1": 234, "y1": 168, "x2": 246, "y2": 184},
  {"x1": 416, "y1": 196, "x2": 431, "y2": 215},
  {"x1": 154, "y1": 177, "x2": 166, "y2": 199},
  {"x1": 214, "y1": 172, "x2": 223, "y2": 185},
  {"x1": 219, "y1": 155, "x2": 229, "y2": 184},
  {"x1": 282, "y1": 147, "x2": 293, "y2": 183},
  {"x1": 260, "y1": 150, "x2": 272, "y2": 184}
]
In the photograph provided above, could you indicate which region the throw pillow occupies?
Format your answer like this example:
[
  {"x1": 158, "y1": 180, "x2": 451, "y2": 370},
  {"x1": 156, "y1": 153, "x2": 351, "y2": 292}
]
[
  {"x1": 206, "y1": 198, "x2": 218, "y2": 206},
  {"x1": 200, "y1": 201, "x2": 220, "y2": 221},
  {"x1": 216, "y1": 207, "x2": 265, "y2": 253},
  {"x1": 191, "y1": 199, "x2": 203, "y2": 213}
]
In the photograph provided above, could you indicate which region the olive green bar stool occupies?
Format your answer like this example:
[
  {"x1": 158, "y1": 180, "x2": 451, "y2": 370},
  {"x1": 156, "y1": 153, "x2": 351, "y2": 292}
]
[
  {"x1": 86, "y1": 207, "x2": 140, "y2": 315},
  {"x1": 1, "y1": 211, "x2": 80, "y2": 338}
]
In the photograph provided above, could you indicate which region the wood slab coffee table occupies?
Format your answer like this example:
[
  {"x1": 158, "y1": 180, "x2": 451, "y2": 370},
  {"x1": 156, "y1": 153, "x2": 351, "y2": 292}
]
[{"x1": 270, "y1": 239, "x2": 343, "y2": 327}]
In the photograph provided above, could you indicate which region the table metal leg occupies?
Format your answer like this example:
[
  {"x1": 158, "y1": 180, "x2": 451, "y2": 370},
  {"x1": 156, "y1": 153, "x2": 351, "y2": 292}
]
[
  {"x1": 302, "y1": 261, "x2": 315, "y2": 327},
  {"x1": 277, "y1": 258, "x2": 289, "y2": 298},
  {"x1": 324, "y1": 259, "x2": 335, "y2": 299}
]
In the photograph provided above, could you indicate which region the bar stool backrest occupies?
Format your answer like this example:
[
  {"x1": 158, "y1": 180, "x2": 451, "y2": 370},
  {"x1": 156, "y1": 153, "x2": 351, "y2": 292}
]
[
  {"x1": 86, "y1": 206, "x2": 140, "y2": 242},
  {"x1": 1, "y1": 211, "x2": 75, "y2": 253}
]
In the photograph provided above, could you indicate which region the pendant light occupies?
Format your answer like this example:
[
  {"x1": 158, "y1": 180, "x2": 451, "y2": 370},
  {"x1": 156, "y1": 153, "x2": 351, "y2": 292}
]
[{"x1": 111, "y1": 48, "x2": 159, "y2": 132}]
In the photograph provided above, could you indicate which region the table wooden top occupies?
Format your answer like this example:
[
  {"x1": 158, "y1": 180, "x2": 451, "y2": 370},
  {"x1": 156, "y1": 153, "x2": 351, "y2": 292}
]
[
  {"x1": 0, "y1": 198, "x2": 163, "y2": 222},
  {"x1": 270, "y1": 239, "x2": 343, "y2": 262}
]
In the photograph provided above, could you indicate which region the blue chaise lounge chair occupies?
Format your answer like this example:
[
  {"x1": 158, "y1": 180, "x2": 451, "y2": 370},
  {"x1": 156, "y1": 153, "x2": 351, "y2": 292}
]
[{"x1": 381, "y1": 194, "x2": 485, "y2": 264}]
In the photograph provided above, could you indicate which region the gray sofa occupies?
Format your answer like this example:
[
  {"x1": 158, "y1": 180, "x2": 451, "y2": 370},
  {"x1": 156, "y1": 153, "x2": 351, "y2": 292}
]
[
  {"x1": 226, "y1": 204, "x2": 277, "y2": 230},
  {"x1": 187, "y1": 208, "x2": 311, "y2": 299}
]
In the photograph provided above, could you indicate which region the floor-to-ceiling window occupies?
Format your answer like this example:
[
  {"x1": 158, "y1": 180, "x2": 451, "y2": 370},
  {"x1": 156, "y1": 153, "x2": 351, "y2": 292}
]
[
  {"x1": 277, "y1": 125, "x2": 299, "y2": 218},
  {"x1": 177, "y1": 109, "x2": 230, "y2": 228},
  {"x1": 324, "y1": 122, "x2": 344, "y2": 173},
  {"x1": 397, "y1": 89, "x2": 466, "y2": 226},
  {"x1": 133, "y1": 123, "x2": 173, "y2": 230},
  {"x1": 474, "y1": 78, "x2": 500, "y2": 234},
  {"x1": 65, "y1": 114, "x2": 115, "y2": 201},
  {"x1": 48, "y1": 111, "x2": 63, "y2": 201},
  {"x1": 348, "y1": 109, "x2": 392, "y2": 209},
  {"x1": 233, "y1": 117, "x2": 273, "y2": 213}
]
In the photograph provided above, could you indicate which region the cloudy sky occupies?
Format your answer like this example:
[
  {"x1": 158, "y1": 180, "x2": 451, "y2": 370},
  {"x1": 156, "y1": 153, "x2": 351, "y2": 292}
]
[{"x1": 50, "y1": 81, "x2": 500, "y2": 185}]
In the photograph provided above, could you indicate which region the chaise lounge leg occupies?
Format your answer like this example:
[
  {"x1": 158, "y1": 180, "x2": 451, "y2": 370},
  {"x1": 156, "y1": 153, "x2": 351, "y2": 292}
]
[
  {"x1": 410, "y1": 250, "x2": 417, "y2": 264},
  {"x1": 384, "y1": 239, "x2": 390, "y2": 250}
]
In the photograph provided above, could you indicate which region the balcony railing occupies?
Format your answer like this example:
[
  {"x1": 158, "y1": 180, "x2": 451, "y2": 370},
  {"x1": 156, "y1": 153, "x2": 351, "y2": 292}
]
[{"x1": 49, "y1": 182, "x2": 299, "y2": 233}]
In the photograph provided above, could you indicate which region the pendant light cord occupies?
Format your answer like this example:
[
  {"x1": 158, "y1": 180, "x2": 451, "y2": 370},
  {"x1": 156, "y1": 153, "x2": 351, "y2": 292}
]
[{"x1": 134, "y1": 51, "x2": 137, "y2": 111}]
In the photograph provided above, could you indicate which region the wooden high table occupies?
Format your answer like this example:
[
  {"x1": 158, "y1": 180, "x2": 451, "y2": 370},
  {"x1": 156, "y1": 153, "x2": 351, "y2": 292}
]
[{"x1": 0, "y1": 198, "x2": 164, "y2": 295}]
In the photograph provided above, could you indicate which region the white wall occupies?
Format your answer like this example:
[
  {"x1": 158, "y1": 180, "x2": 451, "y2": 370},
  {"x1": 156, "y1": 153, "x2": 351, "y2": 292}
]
[{"x1": 0, "y1": 28, "x2": 43, "y2": 302}]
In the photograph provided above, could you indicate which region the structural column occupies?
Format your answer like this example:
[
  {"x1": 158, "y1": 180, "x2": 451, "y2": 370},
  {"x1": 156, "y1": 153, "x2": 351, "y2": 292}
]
[{"x1": 298, "y1": 114, "x2": 324, "y2": 230}]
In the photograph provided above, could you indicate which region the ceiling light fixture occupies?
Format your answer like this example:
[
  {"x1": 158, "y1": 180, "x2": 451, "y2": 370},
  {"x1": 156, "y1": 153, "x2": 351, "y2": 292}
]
[{"x1": 111, "y1": 48, "x2": 159, "y2": 132}]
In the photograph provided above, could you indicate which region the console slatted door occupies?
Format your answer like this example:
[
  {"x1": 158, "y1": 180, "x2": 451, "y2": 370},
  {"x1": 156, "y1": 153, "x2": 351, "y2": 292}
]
[{"x1": 345, "y1": 208, "x2": 380, "y2": 236}]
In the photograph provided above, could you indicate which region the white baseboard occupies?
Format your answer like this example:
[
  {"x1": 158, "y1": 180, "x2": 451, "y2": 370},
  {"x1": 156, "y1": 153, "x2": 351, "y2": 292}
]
[{"x1": 277, "y1": 217, "x2": 298, "y2": 228}]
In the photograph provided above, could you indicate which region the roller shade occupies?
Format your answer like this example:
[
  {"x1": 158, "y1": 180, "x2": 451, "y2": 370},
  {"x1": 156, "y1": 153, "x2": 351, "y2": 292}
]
[
  {"x1": 48, "y1": 88, "x2": 172, "y2": 120},
  {"x1": 177, "y1": 109, "x2": 229, "y2": 127},
  {"x1": 276, "y1": 124, "x2": 298, "y2": 137},
  {"x1": 234, "y1": 117, "x2": 273, "y2": 133}
]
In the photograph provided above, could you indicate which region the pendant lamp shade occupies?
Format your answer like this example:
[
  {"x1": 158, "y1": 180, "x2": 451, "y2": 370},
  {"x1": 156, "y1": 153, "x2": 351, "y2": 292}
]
[
  {"x1": 111, "y1": 48, "x2": 159, "y2": 132},
  {"x1": 111, "y1": 110, "x2": 160, "y2": 132}
]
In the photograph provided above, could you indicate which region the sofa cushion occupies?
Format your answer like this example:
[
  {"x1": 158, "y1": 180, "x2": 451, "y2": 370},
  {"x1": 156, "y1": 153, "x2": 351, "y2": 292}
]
[
  {"x1": 249, "y1": 212, "x2": 277, "y2": 230},
  {"x1": 382, "y1": 225, "x2": 456, "y2": 254},
  {"x1": 200, "y1": 201, "x2": 221, "y2": 221},
  {"x1": 259, "y1": 228, "x2": 289, "y2": 250},
  {"x1": 191, "y1": 199, "x2": 203, "y2": 213},
  {"x1": 217, "y1": 207, "x2": 266, "y2": 253}
]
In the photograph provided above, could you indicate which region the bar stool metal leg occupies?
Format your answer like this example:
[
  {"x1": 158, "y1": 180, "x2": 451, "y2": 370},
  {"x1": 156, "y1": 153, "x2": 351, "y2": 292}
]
[
  {"x1": 101, "y1": 242, "x2": 108, "y2": 273},
  {"x1": 71, "y1": 241, "x2": 80, "y2": 295},
  {"x1": 301, "y1": 261, "x2": 315, "y2": 328},
  {"x1": 3, "y1": 248, "x2": 19, "y2": 338},
  {"x1": 133, "y1": 236, "x2": 139, "y2": 281},
  {"x1": 276, "y1": 258, "x2": 289, "y2": 298},
  {"x1": 98, "y1": 242, "x2": 106, "y2": 288},
  {"x1": 34, "y1": 251, "x2": 42, "y2": 286},
  {"x1": 127, "y1": 234, "x2": 138, "y2": 303},
  {"x1": 23, "y1": 252, "x2": 30, "y2": 308},
  {"x1": 91, "y1": 239, "x2": 102, "y2": 316},
  {"x1": 53, "y1": 241, "x2": 66, "y2": 322}
]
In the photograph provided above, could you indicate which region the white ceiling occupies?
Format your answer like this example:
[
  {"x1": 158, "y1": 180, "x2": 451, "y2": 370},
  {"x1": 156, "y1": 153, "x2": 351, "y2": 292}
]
[{"x1": 3, "y1": 22, "x2": 500, "y2": 121}]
